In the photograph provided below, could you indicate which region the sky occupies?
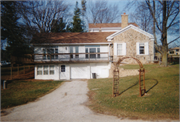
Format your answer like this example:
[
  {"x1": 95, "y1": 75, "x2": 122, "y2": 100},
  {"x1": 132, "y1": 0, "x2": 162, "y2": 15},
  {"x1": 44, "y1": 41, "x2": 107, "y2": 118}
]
[{"x1": 1, "y1": 0, "x2": 179, "y2": 50}]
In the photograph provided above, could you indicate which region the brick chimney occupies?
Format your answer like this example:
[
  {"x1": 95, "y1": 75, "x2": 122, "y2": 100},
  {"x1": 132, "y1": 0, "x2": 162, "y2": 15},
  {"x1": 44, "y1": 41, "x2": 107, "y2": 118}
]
[{"x1": 121, "y1": 13, "x2": 128, "y2": 29}]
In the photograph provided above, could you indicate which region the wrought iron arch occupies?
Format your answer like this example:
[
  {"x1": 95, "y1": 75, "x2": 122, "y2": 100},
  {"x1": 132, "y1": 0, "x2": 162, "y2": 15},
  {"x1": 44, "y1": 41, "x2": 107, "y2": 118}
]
[{"x1": 113, "y1": 57, "x2": 146, "y2": 97}]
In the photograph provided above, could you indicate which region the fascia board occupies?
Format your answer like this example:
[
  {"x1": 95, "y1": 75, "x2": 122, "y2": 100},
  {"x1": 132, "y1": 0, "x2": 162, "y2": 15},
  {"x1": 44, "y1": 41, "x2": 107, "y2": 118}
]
[
  {"x1": 106, "y1": 24, "x2": 154, "y2": 41},
  {"x1": 33, "y1": 42, "x2": 112, "y2": 46}
]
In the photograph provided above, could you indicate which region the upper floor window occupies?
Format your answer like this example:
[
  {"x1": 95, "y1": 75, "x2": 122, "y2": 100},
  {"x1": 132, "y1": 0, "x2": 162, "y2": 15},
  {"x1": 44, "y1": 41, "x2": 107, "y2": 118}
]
[
  {"x1": 70, "y1": 46, "x2": 79, "y2": 58},
  {"x1": 136, "y1": 42, "x2": 148, "y2": 55},
  {"x1": 85, "y1": 45, "x2": 100, "y2": 59},
  {"x1": 43, "y1": 47, "x2": 58, "y2": 60},
  {"x1": 176, "y1": 49, "x2": 179, "y2": 52}
]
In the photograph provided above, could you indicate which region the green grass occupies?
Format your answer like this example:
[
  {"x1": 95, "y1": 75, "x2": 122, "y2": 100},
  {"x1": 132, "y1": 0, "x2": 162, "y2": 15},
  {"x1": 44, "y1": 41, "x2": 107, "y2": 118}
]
[
  {"x1": 1, "y1": 80, "x2": 63, "y2": 109},
  {"x1": 88, "y1": 64, "x2": 179, "y2": 120}
]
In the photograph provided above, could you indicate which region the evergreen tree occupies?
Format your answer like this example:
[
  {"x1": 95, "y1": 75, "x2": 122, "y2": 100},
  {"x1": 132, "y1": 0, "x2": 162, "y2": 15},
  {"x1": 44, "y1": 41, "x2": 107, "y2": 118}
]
[
  {"x1": 1, "y1": 1, "x2": 32, "y2": 63},
  {"x1": 71, "y1": 1, "x2": 83, "y2": 32},
  {"x1": 51, "y1": 18, "x2": 66, "y2": 32}
]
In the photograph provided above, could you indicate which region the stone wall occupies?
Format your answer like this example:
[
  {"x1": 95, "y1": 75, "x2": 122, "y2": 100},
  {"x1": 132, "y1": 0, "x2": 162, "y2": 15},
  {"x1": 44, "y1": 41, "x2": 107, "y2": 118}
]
[
  {"x1": 111, "y1": 28, "x2": 154, "y2": 64},
  {"x1": 109, "y1": 28, "x2": 154, "y2": 78}
]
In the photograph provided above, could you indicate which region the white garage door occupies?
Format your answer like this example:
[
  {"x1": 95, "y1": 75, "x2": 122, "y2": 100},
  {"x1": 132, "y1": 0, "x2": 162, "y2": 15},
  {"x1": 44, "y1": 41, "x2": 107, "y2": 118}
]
[{"x1": 71, "y1": 65, "x2": 90, "y2": 79}]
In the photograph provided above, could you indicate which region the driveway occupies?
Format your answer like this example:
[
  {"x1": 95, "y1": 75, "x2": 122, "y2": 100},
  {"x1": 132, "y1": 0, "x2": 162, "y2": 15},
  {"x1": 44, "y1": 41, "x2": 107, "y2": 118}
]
[{"x1": 1, "y1": 80, "x2": 178, "y2": 122}]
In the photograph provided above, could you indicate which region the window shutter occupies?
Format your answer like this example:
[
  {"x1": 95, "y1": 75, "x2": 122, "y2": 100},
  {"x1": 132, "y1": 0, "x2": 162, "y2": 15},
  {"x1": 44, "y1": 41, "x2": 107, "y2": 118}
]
[
  {"x1": 136, "y1": 42, "x2": 139, "y2": 55},
  {"x1": 122, "y1": 43, "x2": 126, "y2": 55},
  {"x1": 114, "y1": 43, "x2": 117, "y2": 55},
  {"x1": 145, "y1": 42, "x2": 149, "y2": 55}
]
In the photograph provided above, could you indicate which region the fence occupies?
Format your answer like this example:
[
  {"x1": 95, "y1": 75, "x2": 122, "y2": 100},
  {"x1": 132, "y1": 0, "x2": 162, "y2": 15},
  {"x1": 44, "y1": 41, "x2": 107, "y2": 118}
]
[{"x1": 1, "y1": 65, "x2": 34, "y2": 80}]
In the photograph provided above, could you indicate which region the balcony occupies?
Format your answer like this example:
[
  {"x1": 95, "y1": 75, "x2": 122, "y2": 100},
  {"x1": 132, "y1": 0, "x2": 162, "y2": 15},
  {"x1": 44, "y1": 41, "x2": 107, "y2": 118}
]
[{"x1": 32, "y1": 52, "x2": 110, "y2": 64}]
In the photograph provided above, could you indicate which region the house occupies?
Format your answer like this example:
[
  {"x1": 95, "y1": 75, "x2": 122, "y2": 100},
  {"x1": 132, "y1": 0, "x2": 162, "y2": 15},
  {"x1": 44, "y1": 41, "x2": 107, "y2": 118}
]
[
  {"x1": 31, "y1": 13, "x2": 154, "y2": 80},
  {"x1": 89, "y1": 14, "x2": 139, "y2": 32},
  {"x1": 168, "y1": 47, "x2": 180, "y2": 56}
]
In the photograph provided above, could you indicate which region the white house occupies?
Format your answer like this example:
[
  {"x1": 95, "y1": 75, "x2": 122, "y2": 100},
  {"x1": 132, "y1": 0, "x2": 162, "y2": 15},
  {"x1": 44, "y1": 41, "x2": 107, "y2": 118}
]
[{"x1": 31, "y1": 14, "x2": 154, "y2": 80}]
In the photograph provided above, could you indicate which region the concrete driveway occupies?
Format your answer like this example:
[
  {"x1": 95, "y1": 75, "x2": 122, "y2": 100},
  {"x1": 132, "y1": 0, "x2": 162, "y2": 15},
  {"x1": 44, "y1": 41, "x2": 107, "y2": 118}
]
[{"x1": 1, "y1": 80, "x2": 178, "y2": 122}]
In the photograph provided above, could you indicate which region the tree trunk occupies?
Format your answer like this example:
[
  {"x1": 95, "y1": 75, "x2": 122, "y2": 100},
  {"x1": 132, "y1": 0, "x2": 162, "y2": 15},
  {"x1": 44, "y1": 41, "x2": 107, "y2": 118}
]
[{"x1": 161, "y1": 45, "x2": 168, "y2": 66}]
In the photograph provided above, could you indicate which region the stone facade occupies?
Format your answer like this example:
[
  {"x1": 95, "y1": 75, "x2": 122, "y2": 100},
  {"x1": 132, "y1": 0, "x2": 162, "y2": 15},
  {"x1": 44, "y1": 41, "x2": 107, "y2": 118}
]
[
  {"x1": 109, "y1": 28, "x2": 154, "y2": 78},
  {"x1": 111, "y1": 28, "x2": 154, "y2": 64}
]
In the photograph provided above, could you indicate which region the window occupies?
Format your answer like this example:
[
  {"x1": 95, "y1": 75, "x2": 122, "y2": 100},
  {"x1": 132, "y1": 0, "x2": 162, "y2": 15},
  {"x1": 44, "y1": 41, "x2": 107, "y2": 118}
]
[
  {"x1": 37, "y1": 65, "x2": 55, "y2": 75},
  {"x1": 117, "y1": 44, "x2": 122, "y2": 55},
  {"x1": 70, "y1": 46, "x2": 79, "y2": 59},
  {"x1": 85, "y1": 48, "x2": 88, "y2": 58},
  {"x1": 85, "y1": 46, "x2": 100, "y2": 59},
  {"x1": 37, "y1": 66, "x2": 42, "y2": 75},
  {"x1": 61, "y1": 65, "x2": 65, "y2": 72},
  {"x1": 176, "y1": 49, "x2": 179, "y2": 52},
  {"x1": 43, "y1": 47, "x2": 58, "y2": 60},
  {"x1": 49, "y1": 65, "x2": 54, "y2": 75},
  {"x1": 136, "y1": 42, "x2": 148, "y2": 55},
  {"x1": 170, "y1": 51, "x2": 174, "y2": 54},
  {"x1": 70, "y1": 46, "x2": 73, "y2": 58},
  {"x1": 90, "y1": 48, "x2": 96, "y2": 58},
  {"x1": 139, "y1": 43, "x2": 144, "y2": 54},
  {"x1": 97, "y1": 48, "x2": 100, "y2": 58},
  {"x1": 44, "y1": 65, "x2": 48, "y2": 75},
  {"x1": 75, "y1": 46, "x2": 79, "y2": 58}
]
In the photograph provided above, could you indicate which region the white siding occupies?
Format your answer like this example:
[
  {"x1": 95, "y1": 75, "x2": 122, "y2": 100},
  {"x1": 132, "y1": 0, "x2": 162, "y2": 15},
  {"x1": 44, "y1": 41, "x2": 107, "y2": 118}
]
[
  {"x1": 34, "y1": 47, "x2": 43, "y2": 61},
  {"x1": 35, "y1": 64, "x2": 59, "y2": 80},
  {"x1": 100, "y1": 45, "x2": 108, "y2": 60},
  {"x1": 79, "y1": 46, "x2": 85, "y2": 59},
  {"x1": 60, "y1": 64, "x2": 70, "y2": 80}
]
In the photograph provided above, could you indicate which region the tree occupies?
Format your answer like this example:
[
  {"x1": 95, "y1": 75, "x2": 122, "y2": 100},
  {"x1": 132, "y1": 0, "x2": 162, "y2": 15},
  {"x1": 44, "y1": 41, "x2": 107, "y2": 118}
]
[
  {"x1": 145, "y1": 0, "x2": 179, "y2": 66},
  {"x1": 1, "y1": 1, "x2": 31, "y2": 62},
  {"x1": 70, "y1": 1, "x2": 83, "y2": 32},
  {"x1": 81, "y1": 0, "x2": 87, "y2": 31},
  {"x1": 87, "y1": 0, "x2": 121, "y2": 23},
  {"x1": 51, "y1": 18, "x2": 66, "y2": 32},
  {"x1": 129, "y1": 1, "x2": 153, "y2": 33},
  {"x1": 19, "y1": 1, "x2": 70, "y2": 33}
]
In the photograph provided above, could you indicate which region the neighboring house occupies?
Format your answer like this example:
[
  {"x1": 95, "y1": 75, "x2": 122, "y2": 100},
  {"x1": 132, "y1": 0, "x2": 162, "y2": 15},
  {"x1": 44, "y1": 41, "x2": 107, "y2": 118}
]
[
  {"x1": 89, "y1": 13, "x2": 138, "y2": 32},
  {"x1": 31, "y1": 13, "x2": 154, "y2": 80},
  {"x1": 168, "y1": 47, "x2": 180, "y2": 56}
]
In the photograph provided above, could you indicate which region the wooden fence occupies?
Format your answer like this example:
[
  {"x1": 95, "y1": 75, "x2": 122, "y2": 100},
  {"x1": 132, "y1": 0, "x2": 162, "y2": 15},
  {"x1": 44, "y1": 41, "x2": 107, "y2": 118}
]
[{"x1": 1, "y1": 65, "x2": 34, "y2": 80}]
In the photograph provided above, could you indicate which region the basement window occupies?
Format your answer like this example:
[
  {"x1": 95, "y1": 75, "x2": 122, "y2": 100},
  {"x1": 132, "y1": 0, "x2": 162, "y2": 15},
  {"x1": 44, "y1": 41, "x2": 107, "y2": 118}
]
[
  {"x1": 50, "y1": 65, "x2": 54, "y2": 75},
  {"x1": 37, "y1": 65, "x2": 42, "y2": 75}
]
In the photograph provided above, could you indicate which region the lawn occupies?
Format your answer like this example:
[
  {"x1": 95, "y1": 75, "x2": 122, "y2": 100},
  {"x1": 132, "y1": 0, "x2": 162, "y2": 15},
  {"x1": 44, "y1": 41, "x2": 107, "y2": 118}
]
[
  {"x1": 1, "y1": 80, "x2": 63, "y2": 109},
  {"x1": 88, "y1": 64, "x2": 179, "y2": 120}
]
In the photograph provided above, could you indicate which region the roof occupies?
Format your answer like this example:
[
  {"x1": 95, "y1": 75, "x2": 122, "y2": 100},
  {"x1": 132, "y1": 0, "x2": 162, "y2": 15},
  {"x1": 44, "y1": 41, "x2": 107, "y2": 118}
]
[
  {"x1": 169, "y1": 47, "x2": 180, "y2": 50},
  {"x1": 31, "y1": 32, "x2": 114, "y2": 44},
  {"x1": 106, "y1": 24, "x2": 154, "y2": 41},
  {"x1": 89, "y1": 23, "x2": 138, "y2": 28}
]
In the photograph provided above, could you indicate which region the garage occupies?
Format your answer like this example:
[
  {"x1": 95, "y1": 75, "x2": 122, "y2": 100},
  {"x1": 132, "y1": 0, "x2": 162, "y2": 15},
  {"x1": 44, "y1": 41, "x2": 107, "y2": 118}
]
[{"x1": 70, "y1": 64, "x2": 90, "y2": 79}]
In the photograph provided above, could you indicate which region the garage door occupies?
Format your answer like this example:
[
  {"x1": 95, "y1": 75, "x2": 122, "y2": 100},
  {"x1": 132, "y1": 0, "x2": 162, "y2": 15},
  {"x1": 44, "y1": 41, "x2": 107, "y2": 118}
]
[{"x1": 71, "y1": 65, "x2": 90, "y2": 79}]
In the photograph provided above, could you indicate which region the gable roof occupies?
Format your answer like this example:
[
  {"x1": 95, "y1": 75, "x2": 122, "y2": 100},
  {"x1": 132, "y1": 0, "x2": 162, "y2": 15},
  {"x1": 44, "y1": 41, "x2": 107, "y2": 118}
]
[
  {"x1": 106, "y1": 24, "x2": 154, "y2": 41},
  {"x1": 31, "y1": 32, "x2": 114, "y2": 44},
  {"x1": 89, "y1": 23, "x2": 138, "y2": 28}
]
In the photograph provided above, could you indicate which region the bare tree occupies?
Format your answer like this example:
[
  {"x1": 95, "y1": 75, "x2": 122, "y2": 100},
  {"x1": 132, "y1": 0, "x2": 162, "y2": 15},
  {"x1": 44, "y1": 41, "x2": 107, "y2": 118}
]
[
  {"x1": 19, "y1": 0, "x2": 71, "y2": 33},
  {"x1": 146, "y1": 0, "x2": 180, "y2": 66},
  {"x1": 129, "y1": 1, "x2": 153, "y2": 33},
  {"x1": 87, "y1": 0, "x2": 121, "y2": 23}
]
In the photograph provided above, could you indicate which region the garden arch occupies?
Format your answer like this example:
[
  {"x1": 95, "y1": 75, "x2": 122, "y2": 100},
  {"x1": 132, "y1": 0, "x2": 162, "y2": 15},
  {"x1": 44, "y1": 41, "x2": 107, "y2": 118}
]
[{"x1": 113, "y1": 57, "x2": 146, "y2": 97}]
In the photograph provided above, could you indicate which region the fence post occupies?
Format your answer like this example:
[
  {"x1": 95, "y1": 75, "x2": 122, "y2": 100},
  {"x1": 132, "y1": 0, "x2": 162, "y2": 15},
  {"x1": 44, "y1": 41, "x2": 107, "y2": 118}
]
[
  {"x1": 18, "y1": 64, "x2": 19, "y2": 76},
  {"x1": 24, "y1": 65, "x2": 25, "y2": 74},
  {"x1": 11, "y1": 66, "x2": 12, "y2": 80}
]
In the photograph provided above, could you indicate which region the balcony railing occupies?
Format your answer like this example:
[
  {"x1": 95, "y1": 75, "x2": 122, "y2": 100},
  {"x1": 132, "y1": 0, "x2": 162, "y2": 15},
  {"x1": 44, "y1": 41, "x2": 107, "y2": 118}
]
[{"x1": 33, "y1": 52, "x2": 110, "y2": 63}]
